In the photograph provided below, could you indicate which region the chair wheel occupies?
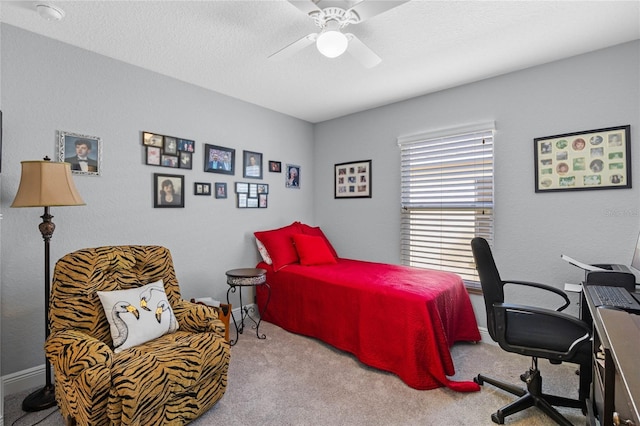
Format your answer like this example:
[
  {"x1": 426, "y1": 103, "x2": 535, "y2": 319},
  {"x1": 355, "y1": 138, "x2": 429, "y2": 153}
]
[
  {"x1": 491, "y1": 412, "x2": 505, "y2": 424},
  {"x1": 474, "y1": 375, "x2": 484, "y2": 385}
]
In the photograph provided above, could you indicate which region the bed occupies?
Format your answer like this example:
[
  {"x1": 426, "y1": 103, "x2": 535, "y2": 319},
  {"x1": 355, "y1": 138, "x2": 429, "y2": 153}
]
[{"x1": 254, "y1": 222, "x2": 481, "y2": 392}]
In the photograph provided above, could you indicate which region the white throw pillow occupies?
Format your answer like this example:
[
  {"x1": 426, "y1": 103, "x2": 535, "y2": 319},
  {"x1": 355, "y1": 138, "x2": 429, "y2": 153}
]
[
  {"x1": 97, "y1": 280, "x2": 179, "y2": 353},
  {"x1": 255, "y1": 238, "x2": 273, "y2": 265}
]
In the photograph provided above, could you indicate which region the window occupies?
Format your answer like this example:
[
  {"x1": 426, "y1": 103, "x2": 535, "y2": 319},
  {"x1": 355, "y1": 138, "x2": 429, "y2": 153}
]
[{"x1": 398, "y1": 123, "x2": 494, "y2": 290}]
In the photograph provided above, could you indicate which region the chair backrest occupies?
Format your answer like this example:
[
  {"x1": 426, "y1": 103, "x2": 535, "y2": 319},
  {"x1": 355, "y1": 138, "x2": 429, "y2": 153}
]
[
  {"x1": 49, "y1": 245, "x2": 182, "y2": 346},
  {"x1": 470, "y1": 237, "x2": 504, "y2": 341}
]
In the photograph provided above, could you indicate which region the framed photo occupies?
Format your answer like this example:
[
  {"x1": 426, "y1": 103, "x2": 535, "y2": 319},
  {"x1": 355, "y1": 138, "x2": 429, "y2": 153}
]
[
  {"x1": 143, "y1": 132, "x2": 196, "y2": 169},
  {"x1": 269, "y1": 161, "x2": 281, "y2": 173},
  {"x1": 164, "y1": 137, "x2": 178, "y2": 155},
  {"x1": 335, "y1": 160, "x2": 372, "y2": 198},
  {"x1": 243, "y1": 150, "x2": 263, "y2": 179},
  {"x1": 534, "y1": 125, "x2": 631, "y2": 193},
  {"x1": 194, "y1": 182, "x2": 211, "y2": 196},
  {"x1": 161, "y1": 155, "x2": 179, "y2": 168},
  {"x1": 234, "y1": 181, "x2": 267, "y2": 208},
  {"x1": 215, "y1": 182, "x2": 227, "y2": 199},
  {"x1": 285, "y1": 164, "x2": 300, "y2": 188},
  {"x1": 143, "y1": 132, "x2": 163, "y2": 147},
  {"x1": 204, "y1": 144, "x2": 235, "y2": 175},
  {"x1": 58, "y1": 130, "x2": 102, "y2": 176},
  {"x1": 154, "y1": 173, "x2": 184, "y2": 208},
  {"x1": 179, "y1": 151, "x2": 192, "y2": 169},
  {"x1": 178, "y1": 139, "x2": 195, "y2": 153},
  {"x1": 146, "y1": 146, "x2": 161, "y2": 166}
]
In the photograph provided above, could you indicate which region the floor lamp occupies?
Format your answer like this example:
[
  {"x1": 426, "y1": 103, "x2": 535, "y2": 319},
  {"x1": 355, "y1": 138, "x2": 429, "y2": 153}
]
[{"x1": 11, "y1": 157, "x2": 85, "y2": 412}]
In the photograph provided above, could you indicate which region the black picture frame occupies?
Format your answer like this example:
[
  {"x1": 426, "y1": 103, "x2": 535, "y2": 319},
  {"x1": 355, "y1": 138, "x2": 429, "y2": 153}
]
[
  {"x1": 194, "y1": 182, "x2": 211, "y2": 196},
  {"x1": 243, "y1": 150, "x2": 263, "y2": 179},
  {"x1": 534, "y1": 125, "x2": 631, "y2": 192},
  {"x1": 154, "y1": 173, "x2": 185, "y2": 208},
  {"x1": 334, "y1": 160, "x2": 372, "y2": 198},
  {"x1": 179, "y1": 151, "x2": 192, "y2": 169},
  {"x1": 234, "y1": 181, "x2": 267, "y2": 208},
  {"x1": 204, "y1": 144, "x2": 235, "y2": 175},
  {"x1": 269, "y1": 161, "x2": 281, "y2": 173},
  {"x1": 215, "y1": 182, "x2": 227, "y2": 199}
]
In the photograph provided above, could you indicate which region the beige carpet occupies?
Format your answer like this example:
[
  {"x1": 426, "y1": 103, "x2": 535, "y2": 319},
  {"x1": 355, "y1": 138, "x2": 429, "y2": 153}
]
[{"x1": 5, "y1": 321, "x2": 586, "y2": 425}]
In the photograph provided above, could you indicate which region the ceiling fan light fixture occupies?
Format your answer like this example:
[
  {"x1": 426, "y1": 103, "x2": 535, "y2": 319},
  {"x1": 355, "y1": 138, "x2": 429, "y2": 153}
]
[{"x1": 316, "y1": 21, "x2": 348, "y2": 58}]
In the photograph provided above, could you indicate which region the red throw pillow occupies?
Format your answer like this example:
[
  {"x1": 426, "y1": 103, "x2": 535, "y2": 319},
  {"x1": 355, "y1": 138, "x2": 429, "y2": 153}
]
[
  {"x1": 298, "y1": 223, "x2": 339, "y2": 258},
  {"x1": 254, "y1": 222, "x2": 303, "y2": 271},
  {"x1": 292, "y1": 234, "x2": 338, "y2": 266}
]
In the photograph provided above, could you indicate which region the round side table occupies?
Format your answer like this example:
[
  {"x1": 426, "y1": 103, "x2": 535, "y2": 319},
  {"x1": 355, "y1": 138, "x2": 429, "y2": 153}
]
[{"x1": 225, "y1": 268, "x2": 271, "y2": 346}]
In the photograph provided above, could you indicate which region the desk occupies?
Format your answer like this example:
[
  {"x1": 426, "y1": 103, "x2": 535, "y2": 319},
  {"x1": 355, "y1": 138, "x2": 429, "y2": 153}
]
[
  {"x1": 225, "y1": 268, "x2": 271, "y2": 346},
  {"x1": 583, "y1": 289, "x2": 640, "y2": 426}
]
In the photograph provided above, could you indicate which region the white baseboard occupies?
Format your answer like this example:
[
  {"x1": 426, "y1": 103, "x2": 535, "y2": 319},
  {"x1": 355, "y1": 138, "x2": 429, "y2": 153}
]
[{"x1": 2, "y1": 364, "x2": 45, "y2": 396}]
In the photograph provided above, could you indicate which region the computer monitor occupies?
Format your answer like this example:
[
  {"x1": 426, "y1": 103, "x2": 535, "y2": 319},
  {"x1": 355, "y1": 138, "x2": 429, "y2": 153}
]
[{"x1": 631, "y1": 232, "x2": 640, "y2": 272}]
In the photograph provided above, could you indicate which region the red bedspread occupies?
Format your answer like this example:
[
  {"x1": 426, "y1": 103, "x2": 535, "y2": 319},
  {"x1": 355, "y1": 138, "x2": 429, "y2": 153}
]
[{"x1": 255, "y1": 258, "x2": 481, "y2": 392}]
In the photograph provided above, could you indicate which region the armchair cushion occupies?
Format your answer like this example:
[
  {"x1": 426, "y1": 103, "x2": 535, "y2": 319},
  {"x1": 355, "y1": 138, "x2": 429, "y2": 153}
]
[{"x1": 97, "y1": 280, "x2": 179, "y2": 353}]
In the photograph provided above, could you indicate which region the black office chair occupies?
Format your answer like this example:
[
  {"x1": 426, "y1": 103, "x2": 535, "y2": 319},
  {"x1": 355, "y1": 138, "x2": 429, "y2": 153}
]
[{"x1": 471, "y1": 237, "x2": 592, "y2": 425}]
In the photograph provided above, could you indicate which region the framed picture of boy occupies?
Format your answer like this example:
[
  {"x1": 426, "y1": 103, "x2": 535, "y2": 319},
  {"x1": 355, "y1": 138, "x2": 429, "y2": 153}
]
[
  {"x1": 243, "y1": 150, "x2": 263, "y2": 179},
  {"x1": 58, "y1": 131, "x2": 102, "y2": 176}
]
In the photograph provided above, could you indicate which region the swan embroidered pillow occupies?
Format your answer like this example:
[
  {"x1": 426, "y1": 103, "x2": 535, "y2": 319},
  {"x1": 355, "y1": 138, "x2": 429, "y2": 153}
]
[{"x1": 97, "y1": 280, "x2": 179, "y2": 353}]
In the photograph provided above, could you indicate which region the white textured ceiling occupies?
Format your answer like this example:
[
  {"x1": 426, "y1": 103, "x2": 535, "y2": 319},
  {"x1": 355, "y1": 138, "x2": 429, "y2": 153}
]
[{"x1": 1, "y1": 1, "x2": 639, "y2": 123}]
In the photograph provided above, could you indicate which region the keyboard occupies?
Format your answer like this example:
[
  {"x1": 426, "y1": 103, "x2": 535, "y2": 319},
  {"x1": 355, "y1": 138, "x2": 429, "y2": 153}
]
[{"x1": 585, "y1": 285, "x2": 640, "y2": 313}]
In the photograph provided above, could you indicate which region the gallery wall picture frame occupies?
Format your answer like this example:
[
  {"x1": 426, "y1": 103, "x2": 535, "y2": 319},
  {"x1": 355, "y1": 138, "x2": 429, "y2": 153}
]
[
  {"x1": 58, "y1": 130, "x2": 102, "y2": 177},
  {"x1": 234, "y1": 181, "x2": 267, "y2": 208},
  {"x1": 335, "y1": 159, "x2": 372, "y2": 198},
  {"x1": 534, "y1": 125, "x2": 631, "y2": 193},
  {"x1": 146, "y1": 146, "x2": 161, "y2": 166},
  {"x1": 204, "y1": 144, "x2": 235, "y2": 175},
  {"x1": 269, "y1": 161, "x2": 281, "y2": 173},
  {"x1": 194, "y1": 182, "x2": 211, "y2": 196},
  {"x1": 215, "y1": 182, "x2": 227, "y2": 199},
  {"x1": 143, "y1": 131, "x2": 195, "y2": 169},
  {"x1": 154, "y1": 173, "x2": 185, "y2": 208},
  {"x1": 285, "y1": 164, "x2": 300, "y2": 189},
  {"x1": 243, "y1": 150, "x2": 263, "y2": 179},
  {"x1": 179, "y1": 151, "x2": 192, "y2": 169}
]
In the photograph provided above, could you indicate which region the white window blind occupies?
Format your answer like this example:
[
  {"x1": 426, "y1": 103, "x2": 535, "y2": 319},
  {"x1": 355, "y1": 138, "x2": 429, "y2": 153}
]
[{"x1": 398, "y1": 124, "x2": 494, "y2": 286}]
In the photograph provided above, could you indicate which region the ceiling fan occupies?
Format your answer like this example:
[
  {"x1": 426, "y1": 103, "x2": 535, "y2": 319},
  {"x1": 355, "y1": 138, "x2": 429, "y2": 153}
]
[{"x1": 269, "y1": 0, "x2": 409, "y2": 68}]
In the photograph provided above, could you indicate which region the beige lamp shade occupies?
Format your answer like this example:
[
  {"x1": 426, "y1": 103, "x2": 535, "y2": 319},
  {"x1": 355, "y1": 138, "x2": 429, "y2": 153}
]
[{"x1": 11, "y1": 160, "x2": 86, "y2": 208}]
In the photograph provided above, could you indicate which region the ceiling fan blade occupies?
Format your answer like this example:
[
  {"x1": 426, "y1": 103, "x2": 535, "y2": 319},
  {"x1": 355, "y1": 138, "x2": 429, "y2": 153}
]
[
  {"x1": 269, "y1": 34, "x2": 317, "y2": 61},
  {"x1": 287, "y1": 0, "x2": 322, "y2": 16},
  {"x1": 345, "y1": 33, "x2": 381, "y2": 68},
  {"x1": 348, "y1": 0, "x2": 410, "y2": 22}
]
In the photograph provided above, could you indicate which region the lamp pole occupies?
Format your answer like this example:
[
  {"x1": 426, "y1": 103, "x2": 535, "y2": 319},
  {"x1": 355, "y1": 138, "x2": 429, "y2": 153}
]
[{"x1": 22, "y1": 206, "x2": 57, "y2": 411}]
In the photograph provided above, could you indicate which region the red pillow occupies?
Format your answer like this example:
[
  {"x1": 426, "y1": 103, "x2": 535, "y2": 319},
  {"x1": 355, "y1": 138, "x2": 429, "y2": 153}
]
[
  {"x1": 292, "y1": 234, "x2": 338, "y2": 266},
  {"x1": 254, "y1": 222, "x2": 303, "y2": 271},
  {"x1": 298, "y1": 223, "x2": 339, "y2": 258}
]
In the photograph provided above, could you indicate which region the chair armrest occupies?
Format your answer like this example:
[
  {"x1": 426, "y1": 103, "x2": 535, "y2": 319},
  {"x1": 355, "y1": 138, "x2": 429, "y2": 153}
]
[
  {"x1": 45, "y1": 329, "x2": 113, "y2": 378},
  {"x1": 493, "y1": 302, "x2": 591, "y2": 360},
  {"x1": 503, "y1": 279, "x2": 571, "y2": 311},
  {"x1": 173, "y1": 299, "x2": 226, "y2": 338}
]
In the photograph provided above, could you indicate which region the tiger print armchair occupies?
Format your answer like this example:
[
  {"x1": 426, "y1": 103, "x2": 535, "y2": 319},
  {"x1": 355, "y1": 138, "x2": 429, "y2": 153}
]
[{"x1": 45, "y1": 245, "x2": 230, "y2": 425}]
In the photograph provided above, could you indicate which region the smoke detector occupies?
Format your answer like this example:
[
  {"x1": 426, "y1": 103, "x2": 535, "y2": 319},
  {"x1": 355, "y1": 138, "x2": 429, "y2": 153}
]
[{"x1": 36, "y1": 3, "x2": 65, "y2": 21}]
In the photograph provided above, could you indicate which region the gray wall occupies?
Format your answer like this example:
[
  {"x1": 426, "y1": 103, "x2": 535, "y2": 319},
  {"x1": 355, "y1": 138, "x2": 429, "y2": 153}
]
[
  {"x1": 313, "y1": 40, "x2": 640, "y2": 320},
  {"x1": 0, "y1": 24, "x2": 315, "y2": 376},
  {"x1": 1, "y1": 23, "x2": 639, "y2": 382}
]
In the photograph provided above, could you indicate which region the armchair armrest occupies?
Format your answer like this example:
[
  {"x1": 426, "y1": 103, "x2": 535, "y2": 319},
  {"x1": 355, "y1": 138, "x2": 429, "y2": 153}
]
[
  {"x1": 173, "y1": 299, "x2": 226, "y2": 338},
  {"x1": 503, "y1": 279, "x2": 571, "y2": 311},
  {"x1": 45, "y1": 329, "x2": 113, "y2": 378}
]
